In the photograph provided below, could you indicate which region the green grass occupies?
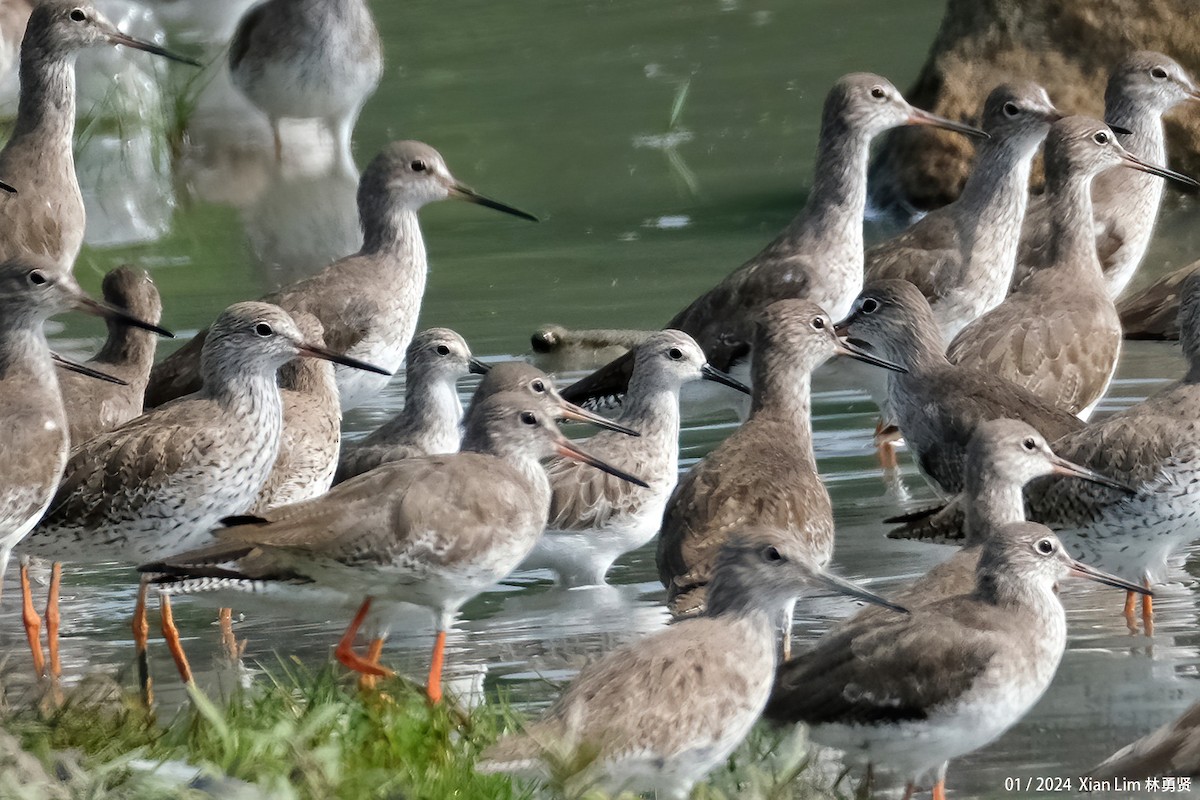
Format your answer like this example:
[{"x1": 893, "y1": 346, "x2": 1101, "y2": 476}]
[{"x1": 0, "y1": 662, "x2": 844, "y2": 800}]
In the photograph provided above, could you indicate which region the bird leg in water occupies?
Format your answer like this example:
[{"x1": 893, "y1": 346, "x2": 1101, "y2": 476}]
[
  {"x1": 427, "y1": 629, "x2": 448, "y2": 705},
  {"x1": 133, "y1": 578, "x2": 153, "y2": 705},
  {"x1": 45, "y1": 562, "x2": 61, "y2": 680},
  {"x1": 218, "y1": 607, "x2": 244, "y2": 662},
  {"x1": 875, "y1": 421, "x2": 902, "y2": 471},
  {"x1": 1142, "y1": 579, "x2": 1154, "y2": 636},
  {"x1": 335, "y1": 597, "x2": 394, "y2": 678},
  {"x1": 159, "y1": 593, "x2": 194, "y2": 684},
  {"x1": 932, "y1": 778, "x2": 947, "y2": 800},
  {"x1": 20, "y1": 559, "x2": 45, "y2": 678}
]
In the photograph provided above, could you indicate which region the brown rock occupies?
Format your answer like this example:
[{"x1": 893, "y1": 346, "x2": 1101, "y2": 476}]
[{"x1": 869, "y1": 0, "x2": 1200, "y2": 220}]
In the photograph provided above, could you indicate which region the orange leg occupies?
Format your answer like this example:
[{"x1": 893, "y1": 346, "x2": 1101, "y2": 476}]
[
  {"x1": 900, "y1": 783, "x2": 915, "y2": 800},
  {"x1": 1142, "y1": 579, "x2": 1154, "y2": 636},
  {"x1": 218, "y1": 608, "x2": 241, "y2": 662},
  {"x1": 1123, "y1": 590, "x2": 1137, "y2": 619},
  {"x1": 932, "y1": 778, "x2": 946, "y2": 800},
  {"x1": 335, "y1": 598, "x2": 394, "y2": 678},
  {"x1": 133, "y1": 578, "x2": 153, "y2": 705},
  {"x1": 357, "y1": 638, "x2": 386, "y2": 691},
  {"x1": 427, "y1": 629, "x2": 448, "y2": 705},
  {"x1": 160, "y1": 594, "x2": 194, "y2": 685},
  {"x1": 21, "y1": 561, "x2": 45, "y2": 678},
  {"x1": 45, "y1": 563, "x2": 61, "y2": 680}
]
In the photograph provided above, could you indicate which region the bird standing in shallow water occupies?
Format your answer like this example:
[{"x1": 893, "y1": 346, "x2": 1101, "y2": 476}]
[
  {"x1": 657, "y1": 300, "x2": 904, "y2": 639},
  {"x1": 765, "y1": 522, "x2": 1150, "y2": 800},
  {"x1": 561, "y1": 72, "x2": 986, "y2": 406},
  {"x1": 145, "y1": 141, "x2": 536, "y2": 411},
  {"x1": 0, "y1": 0, "x2": 198, "y2": 274},
  {"x1": 56, "y1": 266, "x2": 162, "y2": 445},
  {"x1": 229, "y1": 0, "x2": 382, "y2": 165},
  {"x1": 478, "y1": 526, "x2": 905, "y2": 799},
  {"x1": 520, "y1": 330, "x2": 749, "y2": 588},
  {"x1": 20, "y1": 302, "x2": 385, "y2": 686},
  {"x1": 143, "y1": 391, "x2": 649, "y2": 704}
]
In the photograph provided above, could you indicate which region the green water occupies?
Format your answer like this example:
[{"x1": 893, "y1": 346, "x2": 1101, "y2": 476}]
[{"x1": 14, "y1": 1, "x2": 1200, "y2": 798}]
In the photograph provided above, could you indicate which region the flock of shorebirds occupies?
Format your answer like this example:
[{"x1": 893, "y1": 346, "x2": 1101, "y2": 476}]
[{"x1": 2, "y1": 0, "x2": 1200, "y2": 798}]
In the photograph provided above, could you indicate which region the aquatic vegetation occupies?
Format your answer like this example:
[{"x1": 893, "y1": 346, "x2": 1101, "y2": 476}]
[{"x1": 0, "y1": 661, "x2": 839, "y2": 800}]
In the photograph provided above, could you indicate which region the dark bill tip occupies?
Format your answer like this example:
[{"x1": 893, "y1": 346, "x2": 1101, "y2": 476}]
[
  {"x1": 75, "y1": 295, "x2": 174, "y2": 337},
  {"x1": 833, "y1": 337, "x2": 906, "y2": 373},
  {"x1": 298, "y1": 343, "x2": 391, "y2": 375},
  {"x1": 468, "y1": 357, "x2": 491, "y2": 375},
  {"x1": 0, "y1": 179, "x2": 15, "y2": 194},
  {"x1": 1121, "y1": 152, "x2": 1200, "y2": 189},
  {"x1": 557, "y1": 400, "x2": 641, "y2": 437},
  {"x1": 700, "y1": 363, "x2": 751, "y2": 394},
  {"x1": 1068, "y1": 559, "x2": 1152, "y2": 595},
  {"x1": 451, "y1": 184, "x2": 539, "y2": 222},
  {"x1": 814, "y1": 570, "x2": 908, "y2": 614},
  {"x1": 1049, "y1": 455, "x2": 1138, "y2": 495}
]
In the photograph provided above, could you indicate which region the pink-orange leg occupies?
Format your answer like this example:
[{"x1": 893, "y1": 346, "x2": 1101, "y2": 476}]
[
  {"x1": 45, "y1": 562, "x2": 61, "y2": 680},
  {"x1": 932, "y1": 778, "x2": 946, "y2": 800},
  {"x1": 335, "y1": 598, "x2": 394, "y2": 678},
  {"x1": 160, "y1": 594, "x2": 194, "y2": 685},
  {"x1": 357, "y1": 638, "x2": 386, "y2": 691},
  {"x1": 218, "y1": 607, "x2": 241, "y2": 662},
  {"x1": 20, "y1": 561, "x2": 45, "y2": 678},
  {"x1": 1142, "y1": 579, "x2": 1154, "y2": 636},
  {"x1": 427, "y1": 629, "x2": 448, "y2": 705},
  {"x1": 133, "y1": 578, "x2": 153, "y2": 705}
]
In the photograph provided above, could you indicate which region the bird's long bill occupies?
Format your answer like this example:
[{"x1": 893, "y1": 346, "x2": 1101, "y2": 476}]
[
  {"x1": 555, "y1": 439, "x2": 650, "y2": 488},
  {"x1": 468, "y1": 357, "x2": 491, "y2": 375},
  {"x1": 905, "y1": 107, "x2": 989, "y2": 140},
  {"x1": 51, "y1": 352, "x2": 128, "y2": 386},
  {"x1": 556, "y1": 399, "x2": 641, "y2": 437},
  {"x1": 296, "y1": 343, "x2": 391, "y2": 375},
  {"x1": 700, "y1": 363, "x2": 752, "y2": 394},
  {"x1": 0, "y1": 179, "x2": 14, "y2": 194},
  {"x1": 1067, "y1": 558, "x2": 1152, "y2": 595},
  {"x1": 106, "y1": 30, "x2": 202, "y2": 67},
  {"x1": 73, "y1": 295, "x2": 174, "y2": 338},
  {"x1": 1049, "y1": 453, "x2": 1137, "y2": 495},
  {"x1": 833, "y1": 336, "x2": 906, "y2": 373},
  {"x1": 813, "y1": 570, "x2": 908, "y2": 614},
  {"x1": 448, "y1": 184, "x2": 539, "y2": 222},
  {"x1": 1119, "y1": 152, "x2": 1200, "y2": 189}
]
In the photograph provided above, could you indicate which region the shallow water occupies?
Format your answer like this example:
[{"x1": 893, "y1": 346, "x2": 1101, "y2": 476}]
[{"x1": 4, "y1": 1, "x2": 1200, "y2": 797}]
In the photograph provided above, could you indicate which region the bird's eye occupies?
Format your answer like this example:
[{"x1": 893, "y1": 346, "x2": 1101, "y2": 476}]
[
  {"x1": 27, "y1": 270, "x2": 47, "y2": 286},
  {"x1": 1035, "y1": 538, "x2": 1055, "y2": 555},
  {"x1": 870, "y1": 86, "x2": 886, "y2": 99},
  {"x1": 667, "y1": 347, "x2": 683, "y2": 360},
  {"x1": 1003, "y1": 102, "x2": 1019, "y2": 117},
  {"x1": 1093, "y1": 131, "x2": 1110, "y2": 145},
  {"x1": 435, "y1": 345, "x2": 450, "y2": 356},
  {"x1": 530, "y1": 379, "x2": 546, "y2": 393},
  {"x1": 255, "y1": 323, "x2": 273, "y2": 337},
  {"x1": 811, "y1": 317, "x2": 826, "y2": 330},
  {"x1": 860, "y1": 298, "x2": 880, "y2": 314},
  {"x1": 762, "y1": 545, "x2": 784, "y2": 562},
  {"x1": 411, "y1": 160, "x2": 427, "y2": 172},
  {"x1": 519, "y1": 411, "x2": 537, "y2": 425},
  {"x1": 1022, "y1": 437, "x2": 1037, "y2": 451},
  {"x1": 1151, "y1": 66, "x2": 1168, "y2": 80},
  {"x1": 69, "y1": 9, "x2": 86, "y2": 22}
]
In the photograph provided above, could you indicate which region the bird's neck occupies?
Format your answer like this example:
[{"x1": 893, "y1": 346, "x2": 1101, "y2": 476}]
[
  {"x1": 750, "y1": 354, "x2": 814, "y2": 435},
  {"x1": 402, "y1": 373, "x2": 464, "y2": 449},
  {"x1": 93, "y1": 325, "x2": 156, "y2": 374},
  {"x1": 1045, "y1": 171, "x2": 1101, "y2": 275},
  {"x1": 956, "y1": 140, "x2": 1035, "y2": 280},
  {"x1": 0, "y1": 323, "x2": 54, "y2": 384},
  {"x1": 963, "y1": 468, "x2": 1026, "y2": 546},
  {"x1": 12, "y1": 48, "x2": 76, "y2": 158},
  {"x1": 705, "y1": 574, "x2": 785, "y2": 624},
  {"x1": 619, "y1": 373, "x2": 682, "y2": 445},
  {"x1": 279, "y1": 357, "x2": 338, "y2": 405},
  {"x1": 201, "y1": 365, "x2": 283, "y2": 416},
  {"x1": 800, "y1": 118, "x2": 871, "y2": 252},
  {"x1": 1105, "y1": 98, "x2": 1166, "y2": 163},
  {"x1": 360, "y1": 203, "x2": 424, "y2": 259}
]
